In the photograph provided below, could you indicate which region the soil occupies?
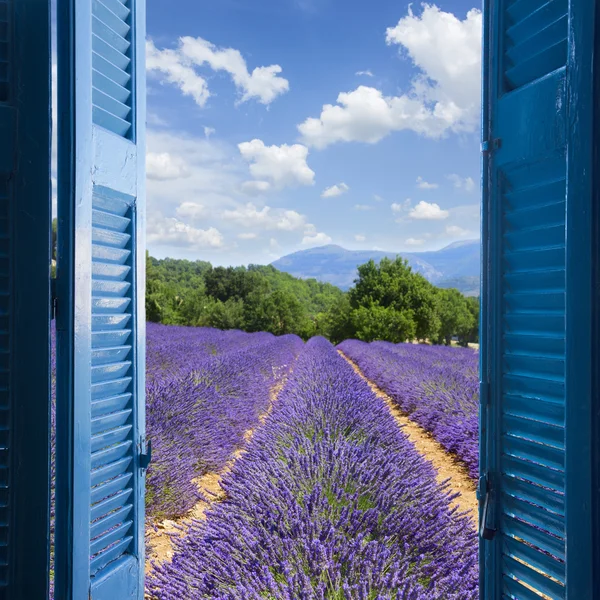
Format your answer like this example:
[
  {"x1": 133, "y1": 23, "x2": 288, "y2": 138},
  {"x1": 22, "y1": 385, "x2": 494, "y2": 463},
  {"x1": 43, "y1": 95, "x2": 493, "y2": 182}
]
[{"x1": 338, "y1": 350, "x2": 478, "y2": 528}]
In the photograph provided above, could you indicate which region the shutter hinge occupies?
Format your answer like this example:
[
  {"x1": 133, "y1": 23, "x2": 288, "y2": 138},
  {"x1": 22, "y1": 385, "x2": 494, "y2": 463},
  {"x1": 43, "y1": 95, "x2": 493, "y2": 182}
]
[
  {"x1": 50, "y1": 278, "x2": 57, "y2": 320},
  {"x1": 478, "y1": 472, "x2": 496, "y2": 540},
  {"x1": 140, "y1": 439, "x2": 152, "y2": 470},
  {"x1": 481, "y1": 138, "x2": 501, "y2": 154}
]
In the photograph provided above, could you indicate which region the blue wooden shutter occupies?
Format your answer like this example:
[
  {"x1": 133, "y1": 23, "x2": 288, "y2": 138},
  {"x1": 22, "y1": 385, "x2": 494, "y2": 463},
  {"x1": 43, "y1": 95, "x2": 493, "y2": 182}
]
[
  {"x1": 480, "y1": 0, "x2": 596, "y2": 598},
  {"x1": 0, "y1": 0, "x2": 51, "y2": 597},
  {"x1": 55, "y1": 0, "x2": 146, "y2": 597}
]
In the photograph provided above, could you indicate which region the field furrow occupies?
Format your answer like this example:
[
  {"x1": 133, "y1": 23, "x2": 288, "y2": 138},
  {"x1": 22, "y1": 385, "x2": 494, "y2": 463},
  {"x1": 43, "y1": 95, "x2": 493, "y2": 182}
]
[
  {"x1": 338, "y1": 340, "x2": 479, "y2": 480},
  {"x1": 339, "y1": 349, "x2": 477, "y2": 527},
  {"x1": 146, "y1": 371, "x2": 291, "y2": 570}
]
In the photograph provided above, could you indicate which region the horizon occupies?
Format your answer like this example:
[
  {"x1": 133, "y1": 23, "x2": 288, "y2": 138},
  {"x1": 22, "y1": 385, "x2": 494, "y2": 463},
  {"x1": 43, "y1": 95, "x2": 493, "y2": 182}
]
[{"x1": 149, "y1": 238, "x2": 481, "y2": 269}]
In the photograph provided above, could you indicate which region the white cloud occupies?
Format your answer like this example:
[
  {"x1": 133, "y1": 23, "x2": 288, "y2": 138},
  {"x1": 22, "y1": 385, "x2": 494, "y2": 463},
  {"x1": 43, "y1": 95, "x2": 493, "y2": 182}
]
[
  {"x1": 146, "y1": 130, "x2": 245, "y2": 211},
  {"x1": 175, "y1": 202, "x2": 206, "y2": 221},
  {"x1": 408, "y1": 200, "x2": 449, "y2": 220},
  {"x1": 180, "y1": 36, "x2": 289, "y2": 105},
  {"x1": 448, "y1": 174, "x2": 476, "y2": 192},
  {"x1": 204, "y1": 126, "x2": 216, "y2": 139},
  {"x1": 302, "y1": 232, "x2": 332, "y2": 246},
  {"x1": 373, "y1": 194, "x2": 384, "y2": 202},
  {"x1": 354, "y1": 204, "x2": 374, "y2": 211},
  {"x1": 238, "y1": 139, "x2": 315, "y2": 188},
  {"x1": 356, "y1": 70, "x2": 374, "y2": 77},
  {"x1": 146, "y1": 40, "x2": 210, "y2": 107},
  {"x1": 391, "y1": 198, "x2": 412, "y2": 214},
  {"x1": 147, "y1": 152, "x2": 190, "y2": 180},
  {"x1": 298, "y1": 86, "x2": 445, "y2": 148},
  {"x1": 147, "y1": 216, "x2": 224, "y2": 249},
  {"x1": 386, "y1": 5, "x2": 482, "y2": 128},
  {"x1": 405, "y1": 238, "x2": 425, "y2": 246},
  {"x1": 416, "y1": 176, "x2": 438, "y2": 190},
  {"x1": 147, "y1": 36, "x2": 289, "y2": 106},
  {"x1": 446, "y1": 224, "x2": 469, "y2": 237},
  {"x1": 222, "y1": 202, "x2": 308, "y2": 232},
  {"x1": 143, "y1": 129, "x2": 328, "y2": 260},
  {"x1": 298, "y1": 5, "x2": 482, "y2": 148},
  {"x1": 355, "y1": 234, "x2": 366, "y2": 242},
  {"x1": 321, "y1": 182, "x2": 349, "y2": 198},
  {"x1": 241, "y1": 180, "x2": 272, "y2": 195}
]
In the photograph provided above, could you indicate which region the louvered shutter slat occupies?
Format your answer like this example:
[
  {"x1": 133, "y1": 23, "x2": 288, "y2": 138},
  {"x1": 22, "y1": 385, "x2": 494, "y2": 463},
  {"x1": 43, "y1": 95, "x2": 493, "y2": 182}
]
[
  {"x1": 482, "y1": 0, "x2": 596, "y2": 597},
  {"x1": 55, "y1": 0, "x2": 145, "y2": 596}
]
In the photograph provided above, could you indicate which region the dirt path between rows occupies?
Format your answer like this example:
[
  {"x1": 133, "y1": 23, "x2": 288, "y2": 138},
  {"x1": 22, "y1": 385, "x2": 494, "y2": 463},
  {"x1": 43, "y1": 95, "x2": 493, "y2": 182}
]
[
  {"x1": 338, "y1": 350, "x2": 478, "y2": 528},
  {"x1": 145, "y1": 376, "x2": 288, "y2": 573}
]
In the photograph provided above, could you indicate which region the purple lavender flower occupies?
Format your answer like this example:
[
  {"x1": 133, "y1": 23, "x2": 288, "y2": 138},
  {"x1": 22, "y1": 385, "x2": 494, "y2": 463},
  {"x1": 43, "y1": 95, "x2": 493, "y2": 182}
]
[
  {"x1": 338, "y1": 340, "x2": 479, "y2": 480},
  {"x1": 146, "y1": 337, "x2": 478, "y2": 599}
]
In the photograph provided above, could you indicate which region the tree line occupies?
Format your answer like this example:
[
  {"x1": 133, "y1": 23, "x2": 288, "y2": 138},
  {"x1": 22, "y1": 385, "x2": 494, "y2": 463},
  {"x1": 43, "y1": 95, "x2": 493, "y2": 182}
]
[{"x1": 146, "y1": 253, "x2": 479, "y2": 346}]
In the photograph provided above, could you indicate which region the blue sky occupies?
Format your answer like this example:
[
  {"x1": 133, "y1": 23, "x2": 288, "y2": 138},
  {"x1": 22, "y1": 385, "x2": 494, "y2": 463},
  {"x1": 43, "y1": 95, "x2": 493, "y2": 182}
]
[{"x1": 144, "y1": 0, "x2": 482, "y2": 266}]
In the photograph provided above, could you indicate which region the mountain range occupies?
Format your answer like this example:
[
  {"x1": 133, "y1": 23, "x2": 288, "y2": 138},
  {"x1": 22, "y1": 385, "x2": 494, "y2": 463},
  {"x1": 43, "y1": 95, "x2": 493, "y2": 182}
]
[{"x1": 270, "y1": 240, "x2": 480, "y2": 296}]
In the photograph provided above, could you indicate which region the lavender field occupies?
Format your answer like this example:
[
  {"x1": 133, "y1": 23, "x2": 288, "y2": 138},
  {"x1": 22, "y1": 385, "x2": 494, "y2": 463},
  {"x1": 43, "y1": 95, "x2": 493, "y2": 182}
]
[
  {"x1": 338, "y1": 340, "x2": 479, "y2": 480},
  {"x1": 144, "y1": 327, "x2": 479, "y2": 599},
  {"x1": 145, "y1": 323, "x2": 303, "y2": 520}
]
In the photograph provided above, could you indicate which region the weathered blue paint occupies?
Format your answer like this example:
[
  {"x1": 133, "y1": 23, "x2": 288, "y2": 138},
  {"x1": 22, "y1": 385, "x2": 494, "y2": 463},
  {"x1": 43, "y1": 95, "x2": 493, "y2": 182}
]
[
  {"x1": 0, "y1": 0, "x2": 51, "y2": 597},
  {"x1": 592, "y1": 9, "x2": 600, "y2": 592},
  {"x1": 55, "y1": 0, "x2": 146, "y2": 597},
  {"x1": 564, "y1": 0, "x2": 596, "y2": 597},
  {"x1": 481, "y1": 0, "x2": 598, "y2": 598}
]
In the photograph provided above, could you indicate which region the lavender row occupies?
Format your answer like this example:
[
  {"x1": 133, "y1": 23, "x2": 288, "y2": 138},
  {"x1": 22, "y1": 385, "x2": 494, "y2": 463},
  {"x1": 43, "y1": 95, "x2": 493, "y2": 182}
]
[
  {"x1": 146, "y1": 322, "x2": 277, "y2": 380},
  {"x1": 146, "y1": 326, "x2": 304, "y2": 520},
  {"x1": 338, "y1": 339, "x2": 479, "y2": 479},
  {"x1": 147, "y1": 337, "x2": 478, "y2": 599}
]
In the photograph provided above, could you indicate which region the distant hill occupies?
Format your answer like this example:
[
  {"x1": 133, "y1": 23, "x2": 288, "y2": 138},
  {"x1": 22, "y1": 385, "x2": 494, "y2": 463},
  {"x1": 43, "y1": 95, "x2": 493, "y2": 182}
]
[{"x1": 270, "y1": 240, "x2": 480, "y2": 296}]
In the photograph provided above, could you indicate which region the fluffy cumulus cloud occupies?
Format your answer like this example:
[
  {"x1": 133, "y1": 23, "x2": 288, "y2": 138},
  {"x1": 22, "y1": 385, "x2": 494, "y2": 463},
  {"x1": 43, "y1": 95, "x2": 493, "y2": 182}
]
[
  {"x1": 175, "y1": 202, "x2": 206, "y2": 221},
  {"x1": 146, "y1": 130, "x2": 245, "y2": 216},
  {"x1": 298, "y1": 5, "x2": 481, "y2": 148},
  {"x1": 146, "y1": 40, "x2": 210, "y2": 107},
  {"x1": 448, "y1": 174, "x2": 476, "y2": 192},
  {"x1": 302, "y1": 231, "x2": 333, "y2": 246},
  {"x1": 408, "y1": 200, "x2": 449, "y2": 220},
  {"x1": 147, "y1": 36, "x2": 289, "y2": 107},
  {"x1": 386, "y1": 5, "x2": 481, "y2": 126},
  {"x1": 416, "y1": 176, "x2": 438, "y2": 190},
  {"x1": 147, "y1": 152, "x2": 190, "y2": 180},
  {"x1": 221, "y1": 202, "x2": 308, "y2": 232},
  {"x1": 392, "y1": 199, "x2": 448, "y2": 220},
  {"x1": 321, "y1": 183, "x2": 349, "y2": 198},
  {"x1": 147, "y1": 215, "x2": 224, "y2": 249},
  {"x1": 238, "y1": 139, "x2": 315, "y2": 189}
]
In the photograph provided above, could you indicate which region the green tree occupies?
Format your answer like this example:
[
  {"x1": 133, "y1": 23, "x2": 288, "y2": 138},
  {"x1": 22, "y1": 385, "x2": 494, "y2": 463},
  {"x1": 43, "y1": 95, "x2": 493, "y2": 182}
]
[
  {"x1": 322, "y1": 295, "x2": 355, "y2": 344},
  {"x1": 199, "y1": 298, "x2": 245, "y2": 330},
  {"x1": 348, "y1": 257, "x2": 438, "y2": 342},
  {"x1": 434, "y1": 288, "x2": 474, "y2": 345},
  {"x1": 464, "y1": 296, "x2": 480, "y2": 344},
  {"x1": 351, "y1": 304, "x2": 416, "y2": 343}
]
